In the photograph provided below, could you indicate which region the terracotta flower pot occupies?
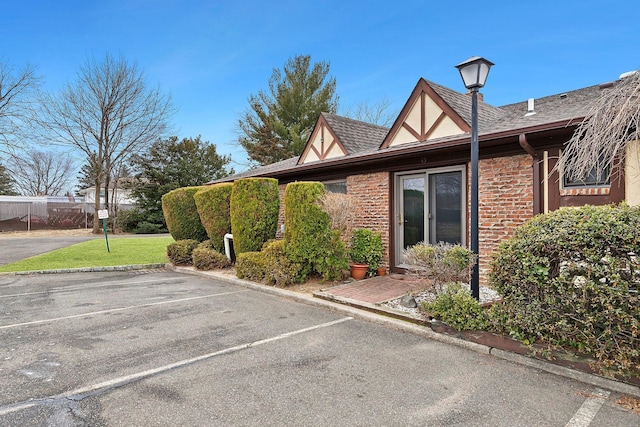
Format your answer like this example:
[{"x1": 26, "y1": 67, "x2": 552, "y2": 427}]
[
  {"x1": 350, "y1": 263, "x2": 369, "y2": 280},
  {"x1": 376, "y1": 267, "x2": 386, "y2": 276}
]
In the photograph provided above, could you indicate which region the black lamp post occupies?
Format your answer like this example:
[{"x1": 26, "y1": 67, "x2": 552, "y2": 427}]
[{"x1": 455, "y1": 56, "x2": 493, "y2": 300}]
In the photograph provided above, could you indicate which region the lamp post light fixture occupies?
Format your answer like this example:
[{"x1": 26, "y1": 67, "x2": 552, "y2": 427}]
[{"x1": 455, "y1": 56, "x2": 494, "y2": 300}]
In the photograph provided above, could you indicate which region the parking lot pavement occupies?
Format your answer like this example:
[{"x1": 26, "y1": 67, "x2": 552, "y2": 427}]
[
  {"x1": 0, "y1": 236, "x2": 98, "y2": 266},
  {"x1": 0, "y1": 270, "x2": 638, "y2": 426}
]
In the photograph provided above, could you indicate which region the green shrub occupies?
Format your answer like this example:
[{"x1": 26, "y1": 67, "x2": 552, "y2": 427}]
[
  {"x1": 116, "y1": 208, "x2": 146, "y2": 233},
  {"x1": 194, "y1": 183, "x2": 233, "y2": 252},
  {"x1": 192, "y1": 240, "x2": 231, "y2": 270},
  {"x1": 235, "y1": 251, "x2": 267, "y2": 281},
  {"x1": 490, "y1": 203, "x2": 640, "y2": 377},
  {"x1": 260, "y1": 240, "x2": 303, "y2": 286},
  {"x1": 423, "y1": 283, "x2": 489, "y2": 331},
  {"x1": 284, "y1": 182, "x2": 349, "y2": 282},
  {"x1": 230, "y1": 178, "x2": 279, "y2": 255},
  {"x1": 135, "y1": 221, "x2": 165, "y2": 234},
  {"x1": 349, "y1": 228, "x2": 384, "y2": 274},
  {"x1": 166, "y1": 239, "x2": 200, "y2": 265},
  {"x1": 162, "y1": 186, "x2": 208, "y2": 241},
  {"x1": 403, "y1": 242, "x2": 476, "y2": 294}
]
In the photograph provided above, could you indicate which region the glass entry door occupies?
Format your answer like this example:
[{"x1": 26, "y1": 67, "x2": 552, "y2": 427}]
[{"x1": 396, "y1": 168, "x2": 465, "y2": 266}]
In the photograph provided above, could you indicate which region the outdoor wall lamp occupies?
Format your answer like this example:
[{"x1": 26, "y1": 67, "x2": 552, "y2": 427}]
[{"x1": 455, "y1": 56, "x2": 493, "y2": 300}]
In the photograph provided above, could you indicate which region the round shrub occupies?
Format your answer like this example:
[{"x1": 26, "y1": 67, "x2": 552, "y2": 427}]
[
  {"x1": 192, "y1": 240, "x2": 231, "y2": 270},
  {"x1": 194, "y1": 183, "x2": 233, "y2": 252},
  {"x1": 162, "y1": 186, "x2": 208, "y2": 242},
  {"x1": 260, "y1": 240, "x2": 303, "y2": 287},
  {"x1": 403, "y1": 242, "x2": 475, "y2": 294},
  {"x1": 167, "y1": 239, "x2": 200, "y2": 266},
  {"x1": 235, "y1": 251, "x2": 266, "y2": 281},
  {"x1": 230, "y1": 178, "x2": 279, "y2": 255},
  {"x1": 423, "y1": 283, "x2": 489, "y2": 331},
  {"x1": 490, "y1": 203, "x2": 640, "y2": 377}
]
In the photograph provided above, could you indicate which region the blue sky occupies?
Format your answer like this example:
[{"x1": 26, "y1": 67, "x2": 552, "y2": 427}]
[{"x1": 3, "y1": 0, "x2": 639, "y2": 173}]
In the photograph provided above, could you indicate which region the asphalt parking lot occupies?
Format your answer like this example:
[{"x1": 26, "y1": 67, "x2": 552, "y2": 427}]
[{"x1": 0, "y1": 270, "x2": 638, "y2": 426}]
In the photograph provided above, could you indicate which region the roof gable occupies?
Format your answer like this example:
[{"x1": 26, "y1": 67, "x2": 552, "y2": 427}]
[
  {"x1": 298, "y1": 113, "x2": 348, "y2": 164},
  {"x1": 298, "y1": 113, "x2": 388, "y2": 165},
  {"x1": 381, "y1": 78, "x2": 470, "y2": 148}
]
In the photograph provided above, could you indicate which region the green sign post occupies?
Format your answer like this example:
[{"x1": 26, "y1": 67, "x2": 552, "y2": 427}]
[{"x1": 98, "y1": 209, "x2": 110, "y2": 253}]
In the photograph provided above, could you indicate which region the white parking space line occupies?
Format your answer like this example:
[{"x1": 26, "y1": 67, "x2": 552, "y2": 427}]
[
  {"x1": 565, "y1": 389, "x2": 610, "y2": 427},
  {"x1": 0, "y1": 316, "x2": 353, "y2": 416},
  {"x1": 0, "y1": 290, "x2": 248, "y2": 330},
  {"x1": 0, "y1": 277, "x2": 185, "y2": 299}
]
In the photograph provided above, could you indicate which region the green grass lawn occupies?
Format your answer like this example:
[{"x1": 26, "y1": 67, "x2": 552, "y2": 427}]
[{"x1": 0, "y1": 236, "x2": 174, "y2": 273}]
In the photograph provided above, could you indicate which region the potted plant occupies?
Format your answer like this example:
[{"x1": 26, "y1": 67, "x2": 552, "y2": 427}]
[{"x1": 349, "y1": 228, "x2": 383, "y2": 279}]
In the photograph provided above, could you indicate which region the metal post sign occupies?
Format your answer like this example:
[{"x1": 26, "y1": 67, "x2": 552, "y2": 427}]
[{"x1": 97, "y1": 209, "x2": 110, "y2": 253}]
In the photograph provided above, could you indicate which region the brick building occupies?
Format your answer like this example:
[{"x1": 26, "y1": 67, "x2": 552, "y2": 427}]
[{"x1": 212, "y1": 75, "x2": 640, "y2": 278}]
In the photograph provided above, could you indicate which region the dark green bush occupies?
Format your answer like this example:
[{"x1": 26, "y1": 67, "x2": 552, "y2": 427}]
[
  {"x1": 261, "y1": 240, "x2": 303, "y2": 287},
  {"x1": 166, "y1": 239, "x2": 200, "y2": 265},
  {"x1": 162, "y1": 186, "x2": 208, "y2": 242},
  {"x1": 490, "y1": 203, "x2": 640, "y2": 377},
  {"x1": 116, "y1": 208, "x2": 146, "y2": 233},
  {"x1": 134, "y1": 221, "x2": 165, "y2": 234},
  {"x1": 422, "y1": 283, "x2": 489, "y2": 331},
  {"x1": 349, "y1": 228, "x2": 384, "y2": 274},
  {"x1": 284, "y1": 182, "x2": 348, "y2": 282},
  {"x1": 192, "y1": 240, "x2": 231, "y2": 270},
  {"x1": 235, "y1": 251, "x2": 267, "y2": 281},
  {"x1": 194, "y1": 183, "x2": 233, "y2": 252},
  {"x1": 230, "y1": 178, "x2": 279, "y2": 255}
]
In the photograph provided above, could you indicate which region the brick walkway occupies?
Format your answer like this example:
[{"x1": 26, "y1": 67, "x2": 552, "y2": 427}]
[{"x1": 317, "y1": 274, "x2": 424, "y2": 304}]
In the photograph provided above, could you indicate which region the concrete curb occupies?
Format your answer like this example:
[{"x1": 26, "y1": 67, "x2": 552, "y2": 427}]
[
  {"x1": 1, "y1": 264, "x2": 167, "y2": 276},
  {"x1": 171, "y1": 265, "x2": 640, "y2": 399}
]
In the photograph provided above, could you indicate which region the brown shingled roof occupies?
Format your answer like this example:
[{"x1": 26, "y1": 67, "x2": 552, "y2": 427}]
[
  {"x1": 322, "y1": 113, "x2": 389, "y2": 154},
  {"x1": 212, "y1": 78, "x2": 618, "y2": 183}
]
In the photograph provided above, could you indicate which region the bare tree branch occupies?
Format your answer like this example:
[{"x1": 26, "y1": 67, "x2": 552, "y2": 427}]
[
  {"x1": 342, "y1": 96, "x2": 397, "y2": 127},
  {"x1": 7, "y1": 149, "x2": 74, "y2": 196},
  {"x1": 36, "y1": 53, "x2": 176, "y2": 232},
  {"x1": 0, "y1": 59, "x2": 40, "y2": 156},
  {"x1": 559, "y1": 70, "x2": 640, "y2": 183}
]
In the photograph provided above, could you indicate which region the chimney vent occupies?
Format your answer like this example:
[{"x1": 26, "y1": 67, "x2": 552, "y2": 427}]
[{"x1": 524, "y1": 98, "x2": 536, "y2": 116}]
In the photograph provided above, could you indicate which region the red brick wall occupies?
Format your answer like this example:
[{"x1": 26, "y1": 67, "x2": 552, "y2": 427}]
[
  {"x1": 347, "y1": 172, "x2": 390, "y2": 267},
  {"x1": 476, "y1": 154, "x2": 534, "y2": 282}
]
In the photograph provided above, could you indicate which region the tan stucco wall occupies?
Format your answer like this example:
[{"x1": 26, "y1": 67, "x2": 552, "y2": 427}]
[{"x1": 626, "y1": 140, "x2": 640, "y2": 206}]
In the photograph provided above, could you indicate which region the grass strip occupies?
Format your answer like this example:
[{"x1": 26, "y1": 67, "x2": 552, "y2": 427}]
[{"x1": 0, "y1": 236, "x2": 174, "y2": 273}]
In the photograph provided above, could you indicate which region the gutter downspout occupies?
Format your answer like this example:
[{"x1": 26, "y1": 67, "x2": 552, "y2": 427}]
[{"x1": 519, "y1": 134, "x2": 541, "y2": 216}]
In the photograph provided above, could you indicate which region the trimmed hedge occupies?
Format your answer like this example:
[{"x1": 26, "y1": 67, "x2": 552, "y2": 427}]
[
  {"x1": 490, "y1": 203, "x2": 640, "y2": 377},
  {"x1": 234, "y1": 240, "x2": 302, "y2": 287},
  {"x1": 166, "y1": 239, "x2": 200, "y2": 265},
  {"x1": 235, "y1": 251, "x2": 266, "y2": 281},
  {"x1": 284, "y1": 182, "x2": 348, "y2": 281},
  {"x1": 230, "y1": 178, "x2": 279, "y2": 255},
  {"x1": 194, "y1": 183, "x2": 233, "y2": 252},
  {"x1": 162, "y1": 186, "x2": 208, "y2": 242},
  {"x1": 192, "y1": 240, "x2": 231, "y2": 270}
]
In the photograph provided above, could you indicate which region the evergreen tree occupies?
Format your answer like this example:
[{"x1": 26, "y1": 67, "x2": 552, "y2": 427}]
[
  {"x1": 126, "y1": 136, "x2": 233, "y2": 232},
  {"x1": 238, "y1": 55, "x2": 338, "y2": 165},
  {"x1": 0, "y1": 163, "x2": 18, "y2": 195}
]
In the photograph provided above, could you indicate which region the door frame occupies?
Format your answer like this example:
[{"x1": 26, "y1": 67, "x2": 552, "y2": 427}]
[{"x1": 393, "y1": 165, "x2": 467, "y2": 268}]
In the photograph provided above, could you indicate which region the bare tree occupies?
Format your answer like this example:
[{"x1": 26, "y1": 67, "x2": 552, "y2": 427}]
[
  {"x1": 0, "y1": 60, "x2": 39, "y2": 156},
  {"x1": 8, "y1": 149, "x2": 74, "y2": 196},
  {"x1": 560, "y1": 70, "x2": 640, "y2": 183},
  {"x1": 37, "y1": 53, "x2": 175, "y2": 233},
  {"x1": 343, "y1": 97, "x2": 397, "y2": 127}
]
